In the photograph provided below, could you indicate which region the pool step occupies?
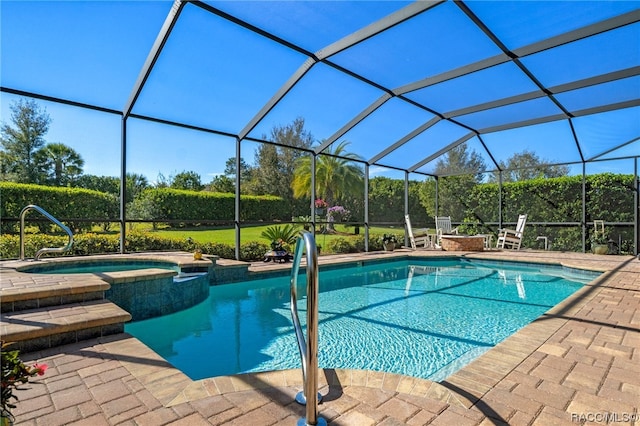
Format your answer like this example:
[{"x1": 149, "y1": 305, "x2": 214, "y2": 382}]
[
  {"x1": 0, "y1": 253, "x2": 223, "y2": 354},
  {"x1": 0, "y1": 270, "x2": 110, "y2": 313},
  {"x1": 0, "y1": 299, "x2": 132, "y2": 353}
]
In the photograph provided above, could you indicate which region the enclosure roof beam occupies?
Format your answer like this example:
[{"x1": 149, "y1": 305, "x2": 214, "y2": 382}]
[
  {"x1": 444, "y1": 91, "x2": 545, "y2": 119},
  {"x1": 393, "y1": 8, "x2": 640, "y2": 98},
  {"x1": 513, "y1": 9, "x2": 640, "y2": 57},
  {"x1": 550, "y1": 66, "x2": 640, "y2": 94},
  {"x1": 456, "y1": 1, "x2": 574, "y2": 123},
  {"x1": 479, "y1": 115, "x2": 568, "y2": 134},
  {"x1": 1, "y1": 87, "x2": 121, "y2": 116},
  {"x1": 444, "y1": 66, "x2": 640, "y2": 120},
  {"x1": 408, "y1": 132, "x2": 475, "y2": 173},
  {"x1": 123, "y1": 0, "x2": 185, "y2": 118},
  {"x1": 316, "y1": 1, "x2": 443, "y2": 60},
  {"x1": 394, "y1": 54, "x2": 510, "y2": 96},
  {"x1": 587, "y1": 136, "x2": 640, "y2": 162},
  {"x1": 240, "y1": 1, "x2": 443, "y2": 147},
  {"x1": 315, "y1": 94, "x2": 393, "y2": 155},
  {"x1": 572, "y1": 99, "x2": 640, "y2": 118},
  {"x1": 238, "y1": 58, "x2": 317, "y2": 141},
  {"x1": 368, "y1": 117, "x2": 441, "y2": 165},
  {"x1": 190, "y1": 1, "x2": 316, "y2": 57}
]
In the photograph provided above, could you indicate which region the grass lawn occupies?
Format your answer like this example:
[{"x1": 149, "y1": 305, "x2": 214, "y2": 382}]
[{"x1": 139, "y1": 223, "x2": 403, "y2": 246}]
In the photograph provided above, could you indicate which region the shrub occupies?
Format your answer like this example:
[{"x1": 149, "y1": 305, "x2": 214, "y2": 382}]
[
  {"x1": 125, "y1": 231, "x2": 182, "y2": 252},
  {"x1": 0, "y1": 231, "x2": 244, "y2": 261},
  {"x1": 326, "y1": 237, "x2": 356, "y2": 253},
  {"x1": 199, "y1": 241, "x2": 235, "y2": 259},
  {"x1": 352, "y1": 235, "x2": 367, "y2": 252},
  {"x1": 0, "y1": 234, "x2": 70, "y2": 259},
  {"x1": 239, "y1": 241, "x2": 270, "y2": 261},
  {"x1": 72, "y1": 233, "x2": 120, "y2": 255}
]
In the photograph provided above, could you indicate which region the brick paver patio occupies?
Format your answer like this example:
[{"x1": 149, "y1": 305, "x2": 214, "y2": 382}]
[{"x1": 3, "y1": 250, "x2": 639, "y2": 425}]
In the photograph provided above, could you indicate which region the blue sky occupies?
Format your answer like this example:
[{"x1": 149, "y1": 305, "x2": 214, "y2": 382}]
[{"x1": 1, "y1": 0, "x2": 639, "y2": 184}]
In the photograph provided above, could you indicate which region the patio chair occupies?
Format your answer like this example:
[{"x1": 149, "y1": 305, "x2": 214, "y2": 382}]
[
  {"x1": 496, "y1": 214, "x2": 527, "y2": 250},
  {"x1": 405, "y1": 214, "x2": 432, "y2": 249},
  {"x1": 435, "y1": 216, "x2": 458, "y2": 247}
]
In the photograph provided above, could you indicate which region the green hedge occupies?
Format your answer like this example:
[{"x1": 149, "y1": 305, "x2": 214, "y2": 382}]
[
  {"x1": 0, "y1": 182, "x2": 118, "y2": 233},
  {"x1": 0, "y1": 232, "x2": 271, "y2": 262},
  {"x1": 139, "y1": 188, "x2": 288, "y2": 222},
  {"x1": 1, "y1": 184, "x2": 291, "y2": 231},
  {"x1": 455, "y1": 173, "x2": 636, "y2": 252}
]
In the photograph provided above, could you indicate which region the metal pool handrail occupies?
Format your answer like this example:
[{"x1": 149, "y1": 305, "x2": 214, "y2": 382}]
[
  {"x1": 20, "y1": 204, "x2": 74, "y2": 261},
  {"x1": 290, "y1": 232, "x2": 326, "y2": 426}
]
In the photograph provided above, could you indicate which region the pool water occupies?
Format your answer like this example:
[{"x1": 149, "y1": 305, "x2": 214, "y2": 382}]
[
  {"x1": 125, "y1": 258, "x2": 596, "y2": 381},
  {"x1": 22, "y1": 261, "x2": 180, "y2": 274}
]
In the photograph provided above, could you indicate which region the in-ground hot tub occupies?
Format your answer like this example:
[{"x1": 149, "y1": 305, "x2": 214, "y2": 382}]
[{"x1": 18, "y1": 255, "x2": 212, "y2": 321}]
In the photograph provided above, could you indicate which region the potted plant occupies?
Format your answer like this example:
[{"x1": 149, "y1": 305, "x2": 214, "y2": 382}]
[
  {"x1": 193, "y1": 248, "x2": 203, "y2": 260},
  {"x1": 382, "y1": 234, "x2": 398, "y2": 251},
  {"x1": 590, "y1": 230, "x2": 609, "y2": 255},
  {"x1": 1, "y1": 341, "x2": 47, "y2": 425},
  {"x1": 261, "y1": 224, "x2": 300, "y2": 262},
  {"x1": 314, "y1": 199, "x2": 327, "y2": 216}
]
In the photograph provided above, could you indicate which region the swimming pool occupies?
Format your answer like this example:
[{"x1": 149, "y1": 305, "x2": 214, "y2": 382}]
[{"x1": 125, "y1": 258, "x2": 599, "y2": 381}]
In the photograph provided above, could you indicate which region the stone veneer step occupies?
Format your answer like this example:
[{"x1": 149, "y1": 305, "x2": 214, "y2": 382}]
[{"x1": 0, "y1": 300, "x2": 132, "y2": 353}]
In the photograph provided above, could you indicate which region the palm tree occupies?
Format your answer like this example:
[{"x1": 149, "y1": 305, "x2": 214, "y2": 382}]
[
  {"x1": 291, "y1": 140, "x2": 364, "y2": 207},
  {"x1": 35, "y1": 142, "x2": 84, "y2": 186}
]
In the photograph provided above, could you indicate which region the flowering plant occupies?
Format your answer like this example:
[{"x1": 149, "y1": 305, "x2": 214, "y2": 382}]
[
  {"x1": 314, "y1": 199, "x2": 327, "y2": 209},
  {"x1": 327, "y1": 206, "x2": 350, "y2": 221},
  {"x1": 1, "y1": 341, "x2": 47, "y2": 419}
]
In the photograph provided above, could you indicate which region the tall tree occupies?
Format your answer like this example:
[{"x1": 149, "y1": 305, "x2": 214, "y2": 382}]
[
  {"x1": 206, "y1": 175, "x2": 235, "y2": 193},
  {"x1": 35, "y1": 142, "x2": 84, "y2": 186},
  {"x1": 434, "y1": 143, "x2": 486, "y2": 180},
  {"x1": 490, "y1": 150, "x2": 570, "y2": 182},
  {"x1": 248, "y1": 118, "x2": 314, "y2": 214},
  {"x1": 75, "y1": 174, "x2": 120, "y2": 194},
  {"x1": 291, "y1": 140, "x2": 364, "y2": 207},
  {"x1": 0, "y1": 98, "x2": 51, "y2": 183},
  {"x1": 250, "y1": 143, "x2": 283, "y2": 196},
  {"x1": 170, "y1": 170, "x2": 204, "y2": 191},
  {"x1": 223, "y1": 157, "x2": 253, "y2": 181},
  {"x1": 419, "y1": 143, "x2": 487, "y2": 220},
  {"x1": 126, "y1": 173, "x2": 150, "y2": 202},
  {"x1": 75, "y1": 173, "x2": 149, "y2": 203}
]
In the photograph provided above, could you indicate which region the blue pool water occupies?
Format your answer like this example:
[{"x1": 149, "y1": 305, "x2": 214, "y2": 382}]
[
  {"x1": 21, "y1": 261, "x2": 180, "y2": 274},
  {"x1": 125, "y1": 258, "x2": 598, "y2": 381}
]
